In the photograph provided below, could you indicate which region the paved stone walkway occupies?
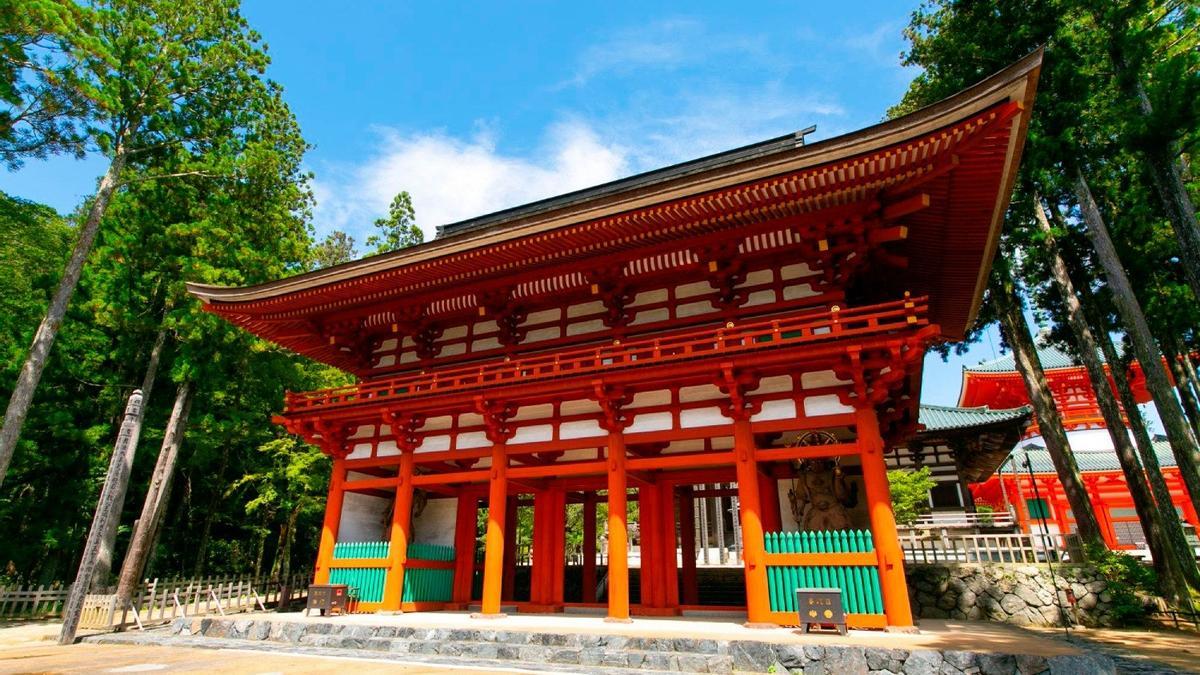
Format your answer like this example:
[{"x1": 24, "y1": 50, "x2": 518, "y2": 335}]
[
  {"x1": 1026, "y1": 626, "x2": 1199, "y2": 675},
  {"x1": 0, "y1": 642, "x2": 526, "y2": 674}
]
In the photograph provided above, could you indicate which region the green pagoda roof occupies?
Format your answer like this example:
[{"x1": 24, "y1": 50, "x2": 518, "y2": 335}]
[
  {"x1": 917, "y1": 404, "x2": 1033, "y2": 431},
  {"x1": 963, "y1": 343, "x2": 1124, "y2": 374},
  {"x1": 1001, "y1": 440, "x2": 1177, "y2": 474}
]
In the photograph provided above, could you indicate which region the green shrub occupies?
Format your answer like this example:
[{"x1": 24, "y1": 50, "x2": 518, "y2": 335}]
[
  {"x1": 887, "y1": 467, "x2": 937, "y2": 526},
  {"x1": 1083, "y1": 542, "x2": 1155, "y2": 624}
]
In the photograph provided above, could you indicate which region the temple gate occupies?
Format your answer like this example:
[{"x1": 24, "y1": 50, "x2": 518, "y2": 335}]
[{"x1": 188, "y1": 53, "x2": 1043, "y2": 629}]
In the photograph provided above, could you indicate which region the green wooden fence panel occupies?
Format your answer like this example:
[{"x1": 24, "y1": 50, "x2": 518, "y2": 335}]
[
  {"x1": 763, "y1": 529, "x2": 884, "y2": 615},
  {"x1": 333, "y1": 540, "x2": 389, "y2": 559},
  {"x1": 329, "y1": 567, "x2": 386, "y2": 603},
  {"x1": 401, "y1": 543, "x2": 455, "y2": 603},
  {"x1": 329, "y1": 541, "x2": 389, "y2": 604}
]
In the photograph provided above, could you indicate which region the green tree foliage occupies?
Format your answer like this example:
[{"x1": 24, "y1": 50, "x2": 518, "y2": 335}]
[
  {"x1": 367, "y1": 191, "x2": 423, "y2": 255},
  {"x1": 897, "y1": 0, "x2": 1200, "y2": 599},
  {"x1": 311, "y1": 231, "x2": 358, "y2": 270},
  {"x1": 887, "y1": 467, "x2": 936, "y2": 526},
  {"x1": 0, "y1": 0, "x2": 354, "y2": 585},
  {"x1": 0, "y1": 0, "x2": 93, "y2": 166}
]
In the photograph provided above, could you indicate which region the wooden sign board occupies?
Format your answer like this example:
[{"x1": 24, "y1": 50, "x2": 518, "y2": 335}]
[
  {"x1": 796, "y1": 587, "x2": 846, "y2": 635},
  {"x1": 306, "y1": 584, "x2": 349, "y2": 616}
]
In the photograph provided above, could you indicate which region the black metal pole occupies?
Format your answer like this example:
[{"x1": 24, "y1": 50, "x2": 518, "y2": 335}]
[{"x1": 1022, "y1": 453, "x2": 1072, "y2": 635}]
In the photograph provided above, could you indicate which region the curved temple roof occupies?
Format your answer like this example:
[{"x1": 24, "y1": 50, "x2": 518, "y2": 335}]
[
  {"x1": 917, "y1": 403, "x2": 1033, "y2": 432},
  {"x1": 187, "y1": 51, "x2": 1042, "y2": 364}
]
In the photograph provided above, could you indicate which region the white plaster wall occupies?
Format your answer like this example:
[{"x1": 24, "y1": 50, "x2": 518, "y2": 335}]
[
  {"x1": 412, "y1": 497, "x2": 458, "y2": 546},
  {"x1": 339, "y1": 492, "x2": 390, "y2": 542}
]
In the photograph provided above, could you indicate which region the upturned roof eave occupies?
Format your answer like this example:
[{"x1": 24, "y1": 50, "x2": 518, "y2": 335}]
[{"x1": 185, "y1": 49, "x2": 1043, "y2": 311}]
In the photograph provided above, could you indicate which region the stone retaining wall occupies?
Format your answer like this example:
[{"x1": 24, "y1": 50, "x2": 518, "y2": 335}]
[
  {"x1": 907, "y1": 563, "x2": 1118, "y2": 627},
  {"x1": 125, "y1": 616, "x2": 1118, "y2": 674}
]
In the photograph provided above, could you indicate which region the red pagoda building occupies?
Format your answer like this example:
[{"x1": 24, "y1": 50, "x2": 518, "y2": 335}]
[
  {"x1": 965, "y1": 345, "x2": 1200, "y2": 551},
  {"x1": 188, "y1": 54, "x2": 1043, "y2": 629}
]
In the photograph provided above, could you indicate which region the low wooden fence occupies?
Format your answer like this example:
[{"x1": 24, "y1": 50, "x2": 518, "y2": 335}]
[
  {"x1": 899, "y1": 532, "x2": 1076, "y2": 564},
  {"x1": 0, "y1": 583, "x2": 68, "y2": 619},
  {"x1": 0, "y1": 573, "x2": 309, "y2": 630}
]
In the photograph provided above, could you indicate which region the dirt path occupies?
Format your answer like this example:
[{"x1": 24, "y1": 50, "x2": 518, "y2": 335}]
[{"x1": 0, "y1": 642, "x2": 524, "y2": 674}]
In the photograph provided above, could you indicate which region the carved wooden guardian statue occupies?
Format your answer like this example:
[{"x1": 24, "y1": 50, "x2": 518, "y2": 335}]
[{"x1": 788, "y1": 458, "x2": 858, "y2": 531}]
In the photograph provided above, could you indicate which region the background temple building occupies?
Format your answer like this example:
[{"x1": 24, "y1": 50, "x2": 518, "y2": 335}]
[
  {"x1": 963, "y1": 345, "x2": 1200, "y2": 552},
  {"x1": 188, "y1": 54, "x2": 1043, "y2": 629}
]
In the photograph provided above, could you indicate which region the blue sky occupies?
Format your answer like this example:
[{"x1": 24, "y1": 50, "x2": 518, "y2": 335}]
[{"x1": 2, "y1": 0, "x2": 1017, "y2": 406}]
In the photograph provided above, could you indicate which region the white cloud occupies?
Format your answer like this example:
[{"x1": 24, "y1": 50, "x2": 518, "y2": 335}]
[
  {"x1": 559, "y1": 18, "x2": 772, "y2": 88},
  {"x1": 602, "y1": 83, "x2": 844, "y2": 169},
  {"x1": 310, "y1": 18, "x2": 875, "y2": 244},
  {"x1": 312, "y1": 121, "x2": 630, "y2": 241}
]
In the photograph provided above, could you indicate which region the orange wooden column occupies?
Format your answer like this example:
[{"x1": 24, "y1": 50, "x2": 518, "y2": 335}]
[
  {"x1": 660, "y1": 482, "x2": 679, "y2": 609},
  {"x1": 314, "y1": 456, "x2": 347, "y2": 584},
  {"x1": 582, "y1": 492, "x2": 598, "y2": 603},
  {"x1": 758, "y1": 471, "x2": 782, "y2": 534},
  {"x1": 551, "y1": 488, "x2": 567, "y2": 605},
  {"x1": 856, "y1": 406, "x2": 914, "y2": 628},
  {"x1": 452, "y1": 490, "x2": 478, "y2": 605},
  {"x1": 1048, "y1": 483, "x2": 1071, "y2": 536},
  {"x1": 639, "y1": 482, "x2": 661, "y2": 607},
  {"x1": 1010, "y1": 476, "x2": 1032, "y2": 533},
  {"x1": 1181, "y1": 494, "x2": 1200, "y2": 532},
  {"x1": 479, "y1": 441, "x2": 509, "y2": 616},
  {"x1": 1089, "y1": 481, "x2": 1117, "y2": 548},
  {"x1": 678, "y1": 486, "x2": 698, "y2": 605},
  {"x1": 501, "y1": 496, "x2": 518, "y2": 601},
  {"x1": 605, "y1": 431, "x2": 631, "y2": 621},
  {"x1": 732, "y1": 417, "x2": 771, "y2": 625},
  {"x1": 529, "y1": 489, "x2": 549, "y2": 605},
  {"x1": 381, "y1": 448, "x2": 416, "y2": 611}
]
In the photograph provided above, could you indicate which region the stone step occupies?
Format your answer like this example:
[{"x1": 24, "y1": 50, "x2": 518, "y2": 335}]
[
  {"x1": 179, "y1": 618, "x2": 736, "y2": 673},
  {"x1": 86, "y1": 632, "x2": 689, "y2": 675},
  {"x1": 89, "y1": 615, "x2": 1120, "y2": 674}
]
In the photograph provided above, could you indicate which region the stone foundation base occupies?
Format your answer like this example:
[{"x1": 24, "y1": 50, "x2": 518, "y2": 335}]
[{"x1": 77, "y1": 615, "x2": 1118, "y2": 674}]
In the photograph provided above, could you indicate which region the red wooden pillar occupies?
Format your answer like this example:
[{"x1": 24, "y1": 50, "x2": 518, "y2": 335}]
[
  {"x1": 660, "y1": 482, "x2": 679, "y2": 609},
  {"x1": 639, "y1": 482, "x2": 660, "y2": 608},
  {"x1": 1088, "y1": 479, "x2": 1117, "y2": 547},
  {"x1": 501, "y1": 495, "x2": 518, "y2": 601},
  {"x1": 529, "y1": 489, "x2": 550, "y2": 605},
  {"x1": 479, "y1": 442, "x2": 509, "y2": 616},
  {"x1": 1180, "y1": 487, "x2": 1200, "y2": 532},
  {"x1": 679, "y1": 486, "x2": 698, "y2": 605},
  {"x1": 451, "y1": 490, "x2": 478, "y2": 605},
  {"x1": 313, "y1": 456, "x2": 347, "y2": 585},
  {"x1": 551, "y1": 488, "x2": 567, "y2": 606},
  {"x1": 732, "y1": 417, "x2": 771, "y2": 625},
  {"x1": 582, "y1": 492, "x2": 598, "y2": 603},
  {"x1": 1010, "y1": 476, "x2": 1032, "y2": 533},
  {"x1": 605, "y1": 430, "x2": 631, "y2": 622},
  {"x1": 857, "y1": 406, "x2": 914, "y2": 628},
  {"x1": 758, "y1": 470, "x2": 782, "y2": 534},
  {"x1": 1048, "y1": 483, "x2": 1072, "y2": 537},
  {"x1": 381, "y1": 449, "x2": 415, "y2": 611}
]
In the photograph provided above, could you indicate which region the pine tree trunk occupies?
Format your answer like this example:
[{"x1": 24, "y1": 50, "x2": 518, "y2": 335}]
[
  {"x1": 277, "y1": 505, "x2": 300, "y2": 612},
  {"x1": 1033, "y1": 197, "x2": 1189, "y2": 599},
  {"x1": 1179, "y1": 351, "x2": 1200, "y2": 410},
  {"x1": 1057, "y1": 236, "x2": 1200, "y2": 594},
  {"x1": 0, "y1": 143, "x2": 129, "y2": 487},
  {"x1": 92, "y1": 327, "x2": 168, "y2": 590},
  {"x1": 115, "y1": 381, "x2": 192, "y2": 604},
  {"x1": 140, "y1": 476, "x2": 173, "y2": 580},
  {"x1": 1166, "y1": 341, "x2": 1200, "y2": 442},
  {"x1": 1074, "y1": 171, "x2": 1200, "y2": 523},
  {"x1": 190, "y1": 443, "x2": 229, "y2": 577},
  {"x1": 988, "y1": 261, "x2": 1104, "y2": 547}
]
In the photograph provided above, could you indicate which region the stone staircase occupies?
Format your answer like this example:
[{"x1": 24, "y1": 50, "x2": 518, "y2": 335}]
[{"x1": 81, "y1": 615, "x2": 1118, "y2": 674}]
